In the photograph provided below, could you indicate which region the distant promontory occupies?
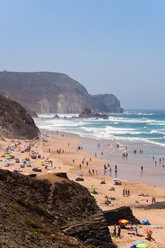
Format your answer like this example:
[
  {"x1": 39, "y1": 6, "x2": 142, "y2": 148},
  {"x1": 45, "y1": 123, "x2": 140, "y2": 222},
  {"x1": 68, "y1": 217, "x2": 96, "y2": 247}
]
[{"x1": 0, "y1": 71, "x2": 123, "y2": 114}]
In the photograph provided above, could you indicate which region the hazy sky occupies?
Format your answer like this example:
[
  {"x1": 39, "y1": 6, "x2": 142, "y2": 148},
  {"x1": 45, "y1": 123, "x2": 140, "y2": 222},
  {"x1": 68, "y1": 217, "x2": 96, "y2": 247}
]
[{"x1": 0, "y1": 0, "x2": 165, "y2": 109}]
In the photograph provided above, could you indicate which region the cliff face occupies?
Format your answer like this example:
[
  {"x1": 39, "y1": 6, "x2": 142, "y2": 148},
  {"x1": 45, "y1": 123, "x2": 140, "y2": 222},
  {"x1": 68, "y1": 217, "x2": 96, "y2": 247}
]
[
  {"x1": 0, "y1": 71, "x2": 123, "y2": 113},
  {"x1": 93, "y1": 94, "x2": 123, "y2": 113},
  {"x1": 0, "y1": 170, "x2": 116, "y2": 248},
  {"x1": 0, "y1": 94, "x2": 39, "y2": 139}
]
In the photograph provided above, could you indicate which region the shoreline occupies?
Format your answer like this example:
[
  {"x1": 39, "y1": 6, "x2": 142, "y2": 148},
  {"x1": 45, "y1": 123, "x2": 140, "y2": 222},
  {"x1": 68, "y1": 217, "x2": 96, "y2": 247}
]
[{"x1": 41, "y1": 128, "x2": 165, "y2": 187}]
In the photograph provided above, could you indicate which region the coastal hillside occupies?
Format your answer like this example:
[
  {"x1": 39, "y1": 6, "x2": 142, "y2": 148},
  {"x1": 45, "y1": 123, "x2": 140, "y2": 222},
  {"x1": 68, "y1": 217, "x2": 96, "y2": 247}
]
[
  {"x1": 0, "y1": 94, "x2": 39, "y2": 139},
  {"x1": 0, "y1": 170, "x2": 116, "y2": 248},
  {"x1": 0, "y1": 71, "x2": 123, "y2": 113}
]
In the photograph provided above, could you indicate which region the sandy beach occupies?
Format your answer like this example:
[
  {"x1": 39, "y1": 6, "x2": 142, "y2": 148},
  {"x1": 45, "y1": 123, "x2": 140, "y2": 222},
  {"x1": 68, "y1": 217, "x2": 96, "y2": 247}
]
[{"x1": 0, "y1": 131, "x2": 165, "y2": 248}]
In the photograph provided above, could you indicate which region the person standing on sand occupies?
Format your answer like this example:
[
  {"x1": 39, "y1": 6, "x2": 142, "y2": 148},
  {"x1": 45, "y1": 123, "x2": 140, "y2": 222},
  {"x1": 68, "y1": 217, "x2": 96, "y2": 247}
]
[
  {"x1": 115, "y1": 165, "x2": 118, "y2": 177},
  {"x1": 117, "y1": 225, "x2": 121, "y2": 237},
  {"x1": 113, "y1": 225, "x2": 116, "y2": 237},
  {"x1": 109, "y1": 166, "x2": 112, "y2": 177},
  {"x1": 141, "y1": 165, "x2": 143, "y2": 176}
]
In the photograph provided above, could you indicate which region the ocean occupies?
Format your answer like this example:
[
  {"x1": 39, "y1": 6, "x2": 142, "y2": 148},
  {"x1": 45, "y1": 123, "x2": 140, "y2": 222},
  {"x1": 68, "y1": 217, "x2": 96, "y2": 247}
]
[
  {"x1": 35, "y1": 110, "x2": 165, "y2": 148},
  {"x1": 34, "y1": 110, "x2": 165, "y2": 186}
]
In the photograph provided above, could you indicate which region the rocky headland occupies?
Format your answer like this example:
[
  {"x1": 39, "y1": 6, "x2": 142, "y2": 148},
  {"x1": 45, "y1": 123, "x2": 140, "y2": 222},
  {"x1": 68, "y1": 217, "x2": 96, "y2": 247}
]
[{"x1": 0, "y1": 71, "x2": 123, "y2": 114}]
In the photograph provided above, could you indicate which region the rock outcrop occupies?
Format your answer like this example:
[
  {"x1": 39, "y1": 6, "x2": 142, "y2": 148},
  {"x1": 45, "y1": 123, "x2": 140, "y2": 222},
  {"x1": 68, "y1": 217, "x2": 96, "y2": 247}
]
[
  {"x1": 0, "y1": 94, "x2": 39, "y2": 139},
  {"x1": 0, "y1": 71, "x2": 123, "y2": 113},
  {"x1": 0, "y1": 169, "x2": 116, "y2": 248},
  {"x1": 79, "y1": 108, "x2": 109, "y2": 119},
  {"x1": 103, "y1": 206, "x2": 140, "y2": 226}
]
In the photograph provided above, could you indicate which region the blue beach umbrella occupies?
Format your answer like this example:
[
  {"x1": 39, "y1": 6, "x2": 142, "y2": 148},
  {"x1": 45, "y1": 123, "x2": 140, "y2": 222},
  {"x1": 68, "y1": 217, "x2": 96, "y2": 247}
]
[
  {"x1": 77, "y1": 174, "x2": 83, "y2": 177},
  {"x1": 141, "y1": 219, "x2": 150, "y2": 225},
  {"x1": 112, "y1": 178, "x2": 120, "y2": 181},
  {"x1": 13, "y1": 169, "x2": 20, "y2": 172}
]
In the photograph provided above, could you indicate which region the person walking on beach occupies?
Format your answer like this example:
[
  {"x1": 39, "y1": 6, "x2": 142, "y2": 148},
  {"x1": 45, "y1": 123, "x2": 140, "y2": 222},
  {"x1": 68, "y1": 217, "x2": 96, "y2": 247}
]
[
  {"x1": 115, "y1": 165, "x2": 118, "y2": 177},
  {"x1": 109, "y1": 166, "x2": 112, "y2": 177},
  {"x1": 141, "y1": 165, "x2": 143, "y2": 176}
]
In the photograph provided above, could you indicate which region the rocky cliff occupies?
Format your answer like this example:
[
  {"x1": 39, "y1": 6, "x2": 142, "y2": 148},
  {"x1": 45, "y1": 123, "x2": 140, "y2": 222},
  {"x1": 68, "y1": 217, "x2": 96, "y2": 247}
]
[
  {"x1": 0, "y1": 71, "x2": 123, "y2": 113},
  {"x1": 0, "y1": 94, "x2": 39, "y2": 139},
  {"x1": 93, "y1": 94, "x2": 123, "y2": 113},
  {"x1": 0, "y1": 170, "x2": 116, "y2": 248}
]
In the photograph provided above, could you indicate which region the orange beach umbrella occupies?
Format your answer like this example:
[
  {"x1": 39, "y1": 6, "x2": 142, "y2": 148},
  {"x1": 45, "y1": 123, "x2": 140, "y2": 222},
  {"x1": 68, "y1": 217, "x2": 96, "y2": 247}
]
[{"x1": 118, "y1": 219, "x2": 129, "y2": 224}]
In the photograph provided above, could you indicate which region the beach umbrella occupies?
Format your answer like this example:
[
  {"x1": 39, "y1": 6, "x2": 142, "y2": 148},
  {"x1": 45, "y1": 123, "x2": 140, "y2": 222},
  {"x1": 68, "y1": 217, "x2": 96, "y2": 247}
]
[
  {"x1": 100, "y1": 176, "x2": 105, "y2": 179},
  {"x1": 77, "y1": 174, "x2": 83, "y2": 177},
  {"x1": 136, "y1": 243, "x2": 148, "y2": 248},
  {"x1": 132, "y1": 241, "x2": 145, "y2": 245},
  {"x1": 40, "y1": 160, "x2": 45, "y2": 163},
  {"x1": 118, "y1": 219, "x2": 129, "y2": 224},
  {"x1": 91, "y1": 186, "x2": 97, "y2": 189},
  {"x1": 141, "y1": 219, "x2": 150, "y2": 225},
  {"x1": 144, "y1": 229, "x2": 152, "y2": 234},
  {"x1": 134, "y1": 225, "x2": 142, "y2": 229},
  {"x1": 13, "y1": 169, "x2": 20, "y2": 172},
  {"x1": 112, "y1": 178, "x2": 120, "y2": 181}
]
